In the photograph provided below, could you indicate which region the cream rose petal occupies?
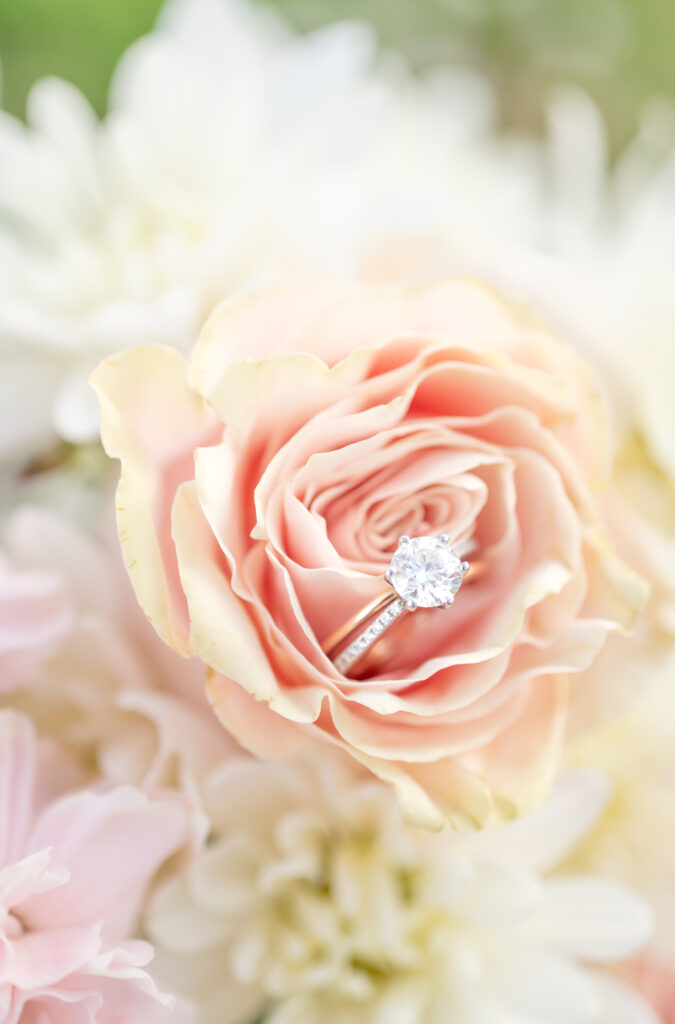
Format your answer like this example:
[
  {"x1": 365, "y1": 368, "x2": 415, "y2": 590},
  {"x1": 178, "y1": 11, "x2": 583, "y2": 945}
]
[
  {"x1": 171, "y1": 481, "x2": 290, "y2": 709},
  {"x1": 189, "y1": 282, "x2": 356, "y2": 392},
  {"x1": 91, "y1": 345, "x2": 218, "y2": 653}
]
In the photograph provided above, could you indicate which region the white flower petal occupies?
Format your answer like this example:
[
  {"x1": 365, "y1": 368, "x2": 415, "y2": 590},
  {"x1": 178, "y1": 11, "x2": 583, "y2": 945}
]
[
  {"x1": 52, "y1": 364, "x2": 101, "y2": 444},
  {"x1": 490, "y1": 950, "x2": 601, "y2": 1023},
  {"x1": 594, "y1": 973, "x2": 661, "y2": 1024},
  {"x1": 145, "y1": 755, "x2": 653, "y2": 1023},
  {"x1": 459, "y1": 771, "x2": 611, "y2": 874},
  {"x1": 524, "y1": 877, "x2": 654, "y2": 962},
  {"x1": 148, "y1": 875, "x2": 232, "y2": 955}
]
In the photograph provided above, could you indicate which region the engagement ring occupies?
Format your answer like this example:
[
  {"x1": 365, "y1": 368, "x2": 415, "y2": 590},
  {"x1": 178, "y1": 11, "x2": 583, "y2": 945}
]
[{"x1": 322, "y1": 534, "x2": 480, "y2": 677}]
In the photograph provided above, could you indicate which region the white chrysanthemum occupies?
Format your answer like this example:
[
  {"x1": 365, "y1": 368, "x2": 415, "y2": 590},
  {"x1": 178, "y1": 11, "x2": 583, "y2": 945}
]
[
  {"x1": 565, "y1": 673, "x2": 675, "y2": 961},
  {"x1": 533, "y1": 87, "x2": 675, "y2": 479},
  {"x1": 146, "y1": 756, "x2": 656, "y2": 1024},
  {"x1": 0, "y1": 0, "x2": 541, "y2": 458}
]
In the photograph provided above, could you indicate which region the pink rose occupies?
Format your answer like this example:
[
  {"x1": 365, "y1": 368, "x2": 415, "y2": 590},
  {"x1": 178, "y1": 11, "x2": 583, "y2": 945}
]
[{"x1": 93, "y1": 280, "x2": 646, "y2": 827}]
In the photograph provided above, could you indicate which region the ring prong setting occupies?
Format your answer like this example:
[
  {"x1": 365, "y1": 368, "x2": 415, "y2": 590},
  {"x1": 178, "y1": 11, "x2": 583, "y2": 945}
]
[
  {"x1": 387, "y1": 535, "x2": 469, "y2": 611},
  {"x1": 438, "y1": 533, "x2": 449, "y2": 544},
  {"x1": 461, "y1": 560, "x2": 470, "y2": 575},
  {"x1": 399, "y1": 535, "x2": 410, "y2": 546}
]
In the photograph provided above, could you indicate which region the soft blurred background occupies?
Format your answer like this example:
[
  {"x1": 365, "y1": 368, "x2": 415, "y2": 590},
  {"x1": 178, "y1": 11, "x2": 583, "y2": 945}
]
[
  {"x1": 3, "y1": 0, "x2": 675, "y2": 151},
  {"x1": 2, "y1": 4, "x2": 675, "y2": 1022}
]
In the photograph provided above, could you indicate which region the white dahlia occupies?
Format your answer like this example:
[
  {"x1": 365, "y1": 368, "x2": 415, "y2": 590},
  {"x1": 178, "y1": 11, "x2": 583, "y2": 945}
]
[
  {"x1": 565, "y1": 672, "x2": 675, "y2": 959},
  {"x1": 0, "y1": 0, "x2": 539, "y2": 458},
  {"x1": 147, "y1": 755, "x2": 656, "y2": 1024},
  {"x1": 534, "y1": 86, "x2": 675, "y2": 480}
]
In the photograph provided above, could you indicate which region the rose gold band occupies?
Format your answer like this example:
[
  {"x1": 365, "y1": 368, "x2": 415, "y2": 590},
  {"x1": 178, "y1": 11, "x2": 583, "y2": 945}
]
[
  {"x1": 321, "y1": 557, "x2": 485, "y2": 672},
  {"x1": 321, "y1": 589, "x2": 397, "y2": 661}
]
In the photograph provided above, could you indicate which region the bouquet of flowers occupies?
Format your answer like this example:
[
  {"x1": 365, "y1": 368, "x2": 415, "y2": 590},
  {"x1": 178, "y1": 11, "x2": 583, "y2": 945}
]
[{"x1": 1, "y1": 1, "x2": 674, "y2": 1021}]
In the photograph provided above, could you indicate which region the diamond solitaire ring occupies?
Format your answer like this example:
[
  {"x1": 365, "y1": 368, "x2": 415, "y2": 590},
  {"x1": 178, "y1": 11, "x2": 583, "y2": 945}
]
[{"x1": 322, "y1": 535, "x2": 480, "y2": 677}]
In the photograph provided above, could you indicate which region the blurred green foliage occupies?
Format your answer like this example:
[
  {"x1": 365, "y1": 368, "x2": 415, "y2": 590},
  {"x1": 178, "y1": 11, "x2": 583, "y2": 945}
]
[
  {"x1": 1, "y1": 0, "x2": 675, "y2": 148},
  {"x1": 269, "y1": 0, "x2": 675, "y2": 148},
  {"x1": 0, "y1": 0, "x2": 163, "y2": 117}
]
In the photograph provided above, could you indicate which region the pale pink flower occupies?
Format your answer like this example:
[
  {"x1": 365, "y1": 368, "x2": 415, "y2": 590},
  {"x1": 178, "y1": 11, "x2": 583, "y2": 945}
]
[
  {"x1": 0, "y1": 556, "x2": 70, "y2": 693},
  {"x1": 93, "y1": 279, "x2": 647, "y2": 828},
  {"x1": 1, "y1": 505, "x2": 228, "y2": 786},
  {"x1": 0, "y1": 709, "x2": 193, "y2": 1023}
]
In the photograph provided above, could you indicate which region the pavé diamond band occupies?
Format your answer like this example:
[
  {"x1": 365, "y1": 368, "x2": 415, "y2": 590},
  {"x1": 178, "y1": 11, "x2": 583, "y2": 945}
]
[{"x1": 322, "y1": 535, "x2": 481, "y2": 677}]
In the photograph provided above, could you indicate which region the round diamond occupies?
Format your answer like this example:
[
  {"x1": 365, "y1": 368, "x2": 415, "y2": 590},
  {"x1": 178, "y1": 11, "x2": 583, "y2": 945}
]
[{"x1": 388, "y1": 536, "x2": 465, "y2": 608}]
